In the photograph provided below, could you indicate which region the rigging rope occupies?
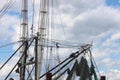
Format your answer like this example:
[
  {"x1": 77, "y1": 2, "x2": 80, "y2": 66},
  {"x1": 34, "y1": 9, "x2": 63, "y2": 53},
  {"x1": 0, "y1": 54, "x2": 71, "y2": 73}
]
[
  {"x1": 56, "y1": 43, "x2": 61, "y2": 64},
  {"x1": 89, "y1": 49, "x2": 101, "y2": 78},
  {"x1": 0, "y1": 0, "x2": 16, "y2": 19},
  {"x1": 0, "y1": 38, "x2": 34, "y2": 70},
  {"x1": 39, "y1": 47, "x2": 90, "y2": 79},
  {"x1": 55, "y1": 0, "x2": 66, "y2": 40},
  {"x1": 30, "y1": 0, "x2": 35, "y2": 37},
  {"x1": 4, "y1": 37, "x2": 34, "y2": 80},
  {"x1": 0, "y1": 41, "x2": 25, "y2": 70},
  {"x1": 0, "y1": 40, "x2": 21, "y2": 48}
]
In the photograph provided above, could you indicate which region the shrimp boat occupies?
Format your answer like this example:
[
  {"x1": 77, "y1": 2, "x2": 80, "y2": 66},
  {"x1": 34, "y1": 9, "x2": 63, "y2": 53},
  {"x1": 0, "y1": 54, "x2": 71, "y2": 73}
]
[{"x1": 0, "y1": 0, "x2": 105, "y2": 80}]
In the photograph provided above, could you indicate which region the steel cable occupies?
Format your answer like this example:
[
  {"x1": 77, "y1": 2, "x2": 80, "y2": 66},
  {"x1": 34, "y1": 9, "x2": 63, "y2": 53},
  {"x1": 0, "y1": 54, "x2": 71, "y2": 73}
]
[
  {"x1": 4, "y1": 37, "x2": 35, "y2": 80},
  {"x1": 0, "y1": 0, "x2": 16, "y2": 19}
]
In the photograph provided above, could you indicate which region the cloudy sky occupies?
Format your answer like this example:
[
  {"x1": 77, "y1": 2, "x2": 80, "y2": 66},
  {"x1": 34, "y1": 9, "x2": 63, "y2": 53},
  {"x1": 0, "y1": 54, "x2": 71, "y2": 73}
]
[{"x1": 0, "y1": 0, "x2": 120, "y2": 80}]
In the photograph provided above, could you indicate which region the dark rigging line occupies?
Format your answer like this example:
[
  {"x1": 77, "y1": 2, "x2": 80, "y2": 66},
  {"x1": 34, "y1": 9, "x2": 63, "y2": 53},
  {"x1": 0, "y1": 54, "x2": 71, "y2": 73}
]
[
  {"x1": 89, "y1": 49, "x2": 101, "y2": 77},
  {"x1": 55, "y1": 0, "x2": 75, "y2": 53},
  {"x1": 0, "y1": 0, "x2": 16, "y2": 19},
  {"x1": 25, "y1": 67, "x2": 34, "y2": 80},
  {"x1": 55, "y1": 0, "x2": 66, "y2": 40},
  {"x1": 4, "y1": 42, "x2": 28, "y2": 80},
  {"x1": 0, "y1": 0, "x2": 12, "y2": 16},
  {"x1": 0, "y1": 37, "x2": 34, "y2": 49},
  {"x1": 92, "y1": 54, "x2": 101, "y2": 77},
  {"x1": 0, "y1": 40, "x2": 21, "y2": 48},
  {"x1": 52, "y1": 57, "x2": 75, "y2": 76},
  {"x1": 45, "y1": 38, "x2": 84, "y2": 45},
  {"x1": 42, "y1": 38, "x2": 83, "y2": 49},
  {"x1": 39, "y1": 57, "x2": 70, "y2": 78},
  {"x1": 30, "y1": 0, "x2": 35, "y2": 37},
  {"x1": 52, "y1": 0, "x2": 63, "y2": 68},
  {"x1": 39, "y1": 47, "x2": 89, "y2": 79},
  {"x1": 45, "y1": 0, "x2": 50, "y2": 72},
  {"x1": 26, "y1": 65, "x2": 35, "y2": 80},
  {"x1": 0, "y1": 38, "x2": 33, "y2": 69},
  {"x1": 4, "y1": 37, "x2": 35, "y2": 80},
  {"x1": 0, "y1": 42, "x2": 24, "y2": 70}
]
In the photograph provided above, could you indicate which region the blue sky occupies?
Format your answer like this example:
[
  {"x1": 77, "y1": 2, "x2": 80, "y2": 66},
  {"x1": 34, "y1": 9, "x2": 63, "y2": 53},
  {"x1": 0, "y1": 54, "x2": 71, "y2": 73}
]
[
  {"x1": 0, "y1": 0, "x2": 120, "y2": 80},
  {"x1": 106, "y1": 0, "x2": 120, "y2": 7}
]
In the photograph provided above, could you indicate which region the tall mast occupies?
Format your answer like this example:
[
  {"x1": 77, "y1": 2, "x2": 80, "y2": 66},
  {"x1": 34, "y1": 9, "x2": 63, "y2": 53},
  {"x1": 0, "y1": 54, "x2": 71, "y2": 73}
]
[
  {"x1": 20, "y1": 0, "x2": 28, "y2": 80},
  {"x1": 36, "y1": 0, "x2": 48, "y2": 79}
]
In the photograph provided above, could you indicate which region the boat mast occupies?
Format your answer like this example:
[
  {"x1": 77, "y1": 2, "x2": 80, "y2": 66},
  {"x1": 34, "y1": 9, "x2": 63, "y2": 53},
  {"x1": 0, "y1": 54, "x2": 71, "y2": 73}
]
[
  {"x1": 20, "y1": 0, "x2": 28, "y2": 80},
  {"x1": 36, "y1": 0, "x2": 48, "y2": 79}
]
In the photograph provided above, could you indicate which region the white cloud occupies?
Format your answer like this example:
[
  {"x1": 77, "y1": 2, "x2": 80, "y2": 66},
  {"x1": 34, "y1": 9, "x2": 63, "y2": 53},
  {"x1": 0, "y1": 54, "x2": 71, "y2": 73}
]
[
  {"x1": 67, "y1": 5, "x2": 120, "y2": 42},
  {"x1": 60, "y1": 0, "x2": 105, "y2": 14},
  {"x1": 0, "y1": 14, "x2": 20, "y2": 42},
  {"x1": 106, "y1": 69, "x2": 120, "y2": 80},
  {"x1": 1, "y1": 0, "x2": 120, "y2": 80},
  {"x1": 91, "y1": 31, "x2": 120, "y2": 79}
]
